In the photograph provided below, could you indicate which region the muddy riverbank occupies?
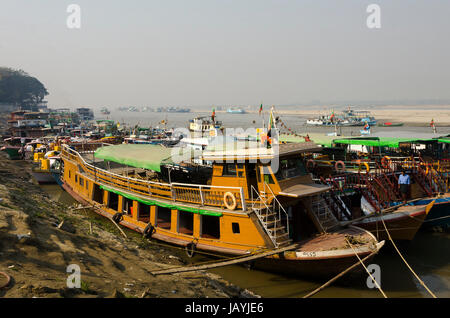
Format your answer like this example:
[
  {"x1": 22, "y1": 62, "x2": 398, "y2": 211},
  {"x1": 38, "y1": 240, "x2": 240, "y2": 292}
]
[{"x1": 0, "y1": 153, "x2": 258, "y2": 298}]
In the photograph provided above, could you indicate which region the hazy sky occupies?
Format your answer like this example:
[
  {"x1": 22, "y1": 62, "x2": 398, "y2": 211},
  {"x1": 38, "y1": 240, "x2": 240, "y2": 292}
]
[{"x1": 1, "y1": 0, "x2": 449, "y2": 108}]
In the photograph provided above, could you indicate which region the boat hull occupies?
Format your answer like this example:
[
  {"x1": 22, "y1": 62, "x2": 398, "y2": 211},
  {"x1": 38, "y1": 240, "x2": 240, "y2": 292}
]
[
  {"x1": 414, "y1": 198, "x2": 450, "y2": 229},
  {"x1": 1, "y1": 147, "x2": 21, "y2": 160},
  {"x1": 31, "y1": 170, "x2": 59, "y2": 184},
  {"x1": 352, "y1": 204, "x2": 430, "y2": 241},
  {"x1": 60, "y1": 179, "x2": 383, "y2": 278}
]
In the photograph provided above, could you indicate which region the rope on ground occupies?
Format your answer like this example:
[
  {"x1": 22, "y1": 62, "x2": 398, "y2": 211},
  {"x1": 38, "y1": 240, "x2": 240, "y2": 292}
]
[
  {"x1": 380, "y1": 217, "x2": 437, "y2": 298},
  {"x1": 344, "y1": 237, "x2": 388, "y2": 298},
  {"x1": 302, "y1": 250, "x2": 379, "y2": 298}
]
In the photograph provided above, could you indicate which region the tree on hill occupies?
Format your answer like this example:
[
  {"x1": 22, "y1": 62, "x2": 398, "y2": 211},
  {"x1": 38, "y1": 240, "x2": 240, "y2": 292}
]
[{"x1": 0, "y1": 67, "x2": 48, "y2": 110}]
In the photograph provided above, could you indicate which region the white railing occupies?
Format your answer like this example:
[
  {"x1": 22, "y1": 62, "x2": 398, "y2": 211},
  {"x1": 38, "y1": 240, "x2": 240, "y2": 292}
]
[{"x1": 62, "y1": 143, "x2": 247, "y2": 211}]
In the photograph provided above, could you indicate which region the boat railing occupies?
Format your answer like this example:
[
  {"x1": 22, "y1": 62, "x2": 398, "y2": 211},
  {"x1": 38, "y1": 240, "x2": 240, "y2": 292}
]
[{"x1": 61, "y1": 144, "x2": 247, "y2": 211}]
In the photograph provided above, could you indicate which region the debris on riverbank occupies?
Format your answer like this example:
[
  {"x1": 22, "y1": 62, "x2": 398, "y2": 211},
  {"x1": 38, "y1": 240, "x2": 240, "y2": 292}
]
[{"x1": 0, "y1": 153, "x2": 258, "y2": 298}]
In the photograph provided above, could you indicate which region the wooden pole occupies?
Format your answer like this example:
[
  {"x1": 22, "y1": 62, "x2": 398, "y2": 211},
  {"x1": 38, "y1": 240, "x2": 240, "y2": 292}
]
[{"x1": 109, "y1": 216, "x2": 127, "y2": 238}]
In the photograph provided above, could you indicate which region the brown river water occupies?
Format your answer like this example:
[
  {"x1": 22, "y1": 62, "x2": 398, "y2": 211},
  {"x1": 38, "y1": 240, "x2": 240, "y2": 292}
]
[{"x1": 41, "y1": 184, "x2": 450, "y2": 298}]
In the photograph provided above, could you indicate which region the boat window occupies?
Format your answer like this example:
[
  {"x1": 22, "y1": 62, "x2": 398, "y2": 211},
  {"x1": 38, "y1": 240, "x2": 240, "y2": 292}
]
[
  {"x1": 122, "y1": 197, "x2": 133, "y2": 215},
  {"x1": 107, "y1": 191, "x2": 119, "y2": 211},
  {"x1": 201, "y1": 215, "x2": 220, "y2": 239},
  {"x1": 156, "y1": 206, "x2": 171, "y2": 229},
  {"x1": 75, "y1": 175, "x2": 78, "y2": 183},
  {"x1": 92, "y1": 184, "x2": 103, "y2": 204},
  {"x1": 274, "y1": 158, "x2": 307, "y2": 180},
  {"x1": 264, "y1": 173, "x2": 275, "y2": 184},
  {"x1": 68, "y1": 170, "x2": 71, "y2": 179},
  {"x1": 138, "y1": 202, "x2": 150, "y2": 222},
  {"x1": 178, "y1": 211, "x2": 193, "y2": 236},
  {"x1": 79, "y1": 177, "x2": 84, "y2": 187},
  {"x1": 231, "y1": 222, "x2": 240, "y2": 234},
  {"x1": 223, "y1": 164, "x2": 237, "y2": 176}
]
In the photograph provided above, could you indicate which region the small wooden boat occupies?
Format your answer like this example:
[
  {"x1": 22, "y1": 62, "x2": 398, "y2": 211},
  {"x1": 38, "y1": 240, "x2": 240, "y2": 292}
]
[
  {"x1": 0, "y1": 146, "x2": 21, "y2": 159},
  {"x1": 377, "y1": 122, "x2": 404, "y2": 127},
  {"x1": 350, "y1": 201, "x2": 434, "y2": 241}
]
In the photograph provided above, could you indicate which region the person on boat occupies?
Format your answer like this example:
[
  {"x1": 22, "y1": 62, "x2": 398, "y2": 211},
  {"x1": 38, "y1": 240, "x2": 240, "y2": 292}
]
[{"x1": 398, "y1": 170, "x2": 410, "y2": 204}]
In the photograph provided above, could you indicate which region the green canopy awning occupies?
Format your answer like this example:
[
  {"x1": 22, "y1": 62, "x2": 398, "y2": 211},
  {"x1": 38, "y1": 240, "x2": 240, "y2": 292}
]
[
  {"x1": 279, "y1": 133, "x2": 337, "y2": 147},
  {"x1": 94, "y1": 144, "x2": 176, "y2": 172},
  {"x1": 333, "y1": 137, "x2": 436, "y2": 148},
  {"x1": 438, "y1": 138, "x2": 450, "y2": 144}
]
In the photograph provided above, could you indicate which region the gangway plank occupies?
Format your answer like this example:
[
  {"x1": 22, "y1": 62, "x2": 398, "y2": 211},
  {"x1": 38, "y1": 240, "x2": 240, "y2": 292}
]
[{"x1": 150, "y1": 244, "x2": 299, "y2": 276}]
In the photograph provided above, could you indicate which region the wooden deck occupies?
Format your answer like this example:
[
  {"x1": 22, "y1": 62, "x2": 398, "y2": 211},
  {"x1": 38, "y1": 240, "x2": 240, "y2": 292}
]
[{"x1": 296, "y1": 226, "x2": 374, "y2": 252}]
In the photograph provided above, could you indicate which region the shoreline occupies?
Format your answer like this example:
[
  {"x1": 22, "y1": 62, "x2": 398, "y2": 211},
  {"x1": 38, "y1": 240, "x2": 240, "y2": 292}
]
[
  {"x1": 189, "y1": 105, "x2": 450, "y2": 126},
  {"x1": 0, "y1": 154, "x2": 258, "y2": 298}
]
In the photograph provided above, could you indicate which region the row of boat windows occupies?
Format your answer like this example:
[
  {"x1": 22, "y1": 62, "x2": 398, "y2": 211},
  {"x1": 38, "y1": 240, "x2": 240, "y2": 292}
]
[
  {"x1": 91, "y1": 185, "x2": 241, "y2": 239},
  {"x1": 68, "y1": 170, "x2": 242, "y2": 239},
  {"x1": 221, "y1": 160, "x2": 307, "y2": 181},
  {"x1": 69, "y1": 171, "x2": 89, "y2": 189}
]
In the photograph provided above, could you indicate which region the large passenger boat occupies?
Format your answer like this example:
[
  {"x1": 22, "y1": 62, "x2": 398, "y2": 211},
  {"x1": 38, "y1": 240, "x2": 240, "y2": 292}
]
[{"x1": 58, "y1": 140, "x2": 384, "y2": 278}]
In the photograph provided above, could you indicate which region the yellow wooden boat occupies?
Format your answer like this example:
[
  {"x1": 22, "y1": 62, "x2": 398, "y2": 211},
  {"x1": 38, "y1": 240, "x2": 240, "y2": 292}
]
[{"x1": 59, "y1": 141, "x2": 384, "y2": 278}]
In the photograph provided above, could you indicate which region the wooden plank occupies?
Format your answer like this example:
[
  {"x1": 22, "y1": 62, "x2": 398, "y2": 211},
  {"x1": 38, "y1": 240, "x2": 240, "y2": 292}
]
[{"x1": 150, "y1": 244, "x2": 298, "y2": 276}]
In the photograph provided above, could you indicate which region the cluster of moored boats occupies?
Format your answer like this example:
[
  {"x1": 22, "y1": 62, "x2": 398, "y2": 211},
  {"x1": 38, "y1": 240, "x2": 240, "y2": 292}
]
[{"x1": 1, "y1": 108, "x2": 449, "y2": 280}]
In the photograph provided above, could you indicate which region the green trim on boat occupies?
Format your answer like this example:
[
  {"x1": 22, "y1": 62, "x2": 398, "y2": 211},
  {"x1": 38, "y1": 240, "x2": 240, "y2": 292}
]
[{"x1": 100, "y1": 185, "x2": 223, "y2": 217}]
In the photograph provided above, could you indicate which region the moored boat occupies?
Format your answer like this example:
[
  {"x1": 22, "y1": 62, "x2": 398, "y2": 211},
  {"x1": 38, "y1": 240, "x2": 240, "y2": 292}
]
[
  {"x1": 58, "y1": 139, "x2": 384, "y2": 278},
  {"x1": 412, "y1": 196, "x2": 450, "y2": 230},
  {"x1": 226, "y1": 107, "x2": 246, "y2": 114},
  {"x1": 377, "y1": 122, "x2": 404, "y2": 127},
  {"x1": 350, "y1": 201, "x2": 434, "y2": 241}
]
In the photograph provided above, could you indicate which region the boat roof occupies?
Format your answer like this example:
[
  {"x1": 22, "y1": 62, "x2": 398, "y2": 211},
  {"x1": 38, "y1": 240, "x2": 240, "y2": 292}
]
[
  {"x1": 94, "y1": 144, "x2": 180, "y2": 172},
  {"x1": 333, "y1": 134, "x2": 450, "y2": 148},
  {"x1": 279, "y1": 183, "x2": 331, "y2": 198},
  {"x1": 202, "y1": 141, "x2": 322, "y2": 161},
  {"x1": 279, "y1": 133, "x2": 339, "y2": 147}
]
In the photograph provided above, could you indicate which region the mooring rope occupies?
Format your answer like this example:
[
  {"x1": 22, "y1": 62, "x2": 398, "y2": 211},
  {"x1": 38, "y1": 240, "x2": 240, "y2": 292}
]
[
  {"x1": 380, "y1": 217, "x2": 437, "y2": 298},
  {"x1": 344, "y1": 237, "x2": 388, "y2": 298},
  {"x1": 302, "y1": 250, "x2": 379, "y2": 298}
]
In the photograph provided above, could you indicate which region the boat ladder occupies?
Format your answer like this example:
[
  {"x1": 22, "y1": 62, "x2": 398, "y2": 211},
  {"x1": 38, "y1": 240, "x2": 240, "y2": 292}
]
[
  {"x1": 310, "y1": 197, "x2": 340, "y2": 232},
  {"x1": 250, "y1": 185, "x2": 291, "y2": 248}
]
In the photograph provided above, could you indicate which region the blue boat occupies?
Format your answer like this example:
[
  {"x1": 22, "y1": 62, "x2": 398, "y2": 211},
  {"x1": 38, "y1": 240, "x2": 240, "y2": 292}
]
[
  {"x1": 412, "y1": 197, "x2": 450, "y2": 229},
  {"x1": 227, "y1": 107, "x2": 246, "y2": 114}
]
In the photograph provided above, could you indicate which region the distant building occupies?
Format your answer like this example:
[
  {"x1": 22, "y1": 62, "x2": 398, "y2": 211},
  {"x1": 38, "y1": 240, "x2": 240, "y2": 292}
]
[
  {"x1": 76, "y1": 108, "x2": 94, "y2": 121},
  {"x1": 8, "y1": 111, "x2": 52, "y2": 137}
]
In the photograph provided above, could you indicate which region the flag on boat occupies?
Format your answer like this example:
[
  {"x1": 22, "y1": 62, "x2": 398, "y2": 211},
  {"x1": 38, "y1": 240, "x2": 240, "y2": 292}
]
[
  {"x1": 211, "y1": 107, "x2": 216, "y2": 122},
  {"x1": 259, "y1": 103, "x2": 263, "y2": 115},
  {"x1": 267, "y1": 106, "x2": 275, "y2": 140},
  {"x1": 330, "y1": 111, "x2": 335, "y2": 122}
]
